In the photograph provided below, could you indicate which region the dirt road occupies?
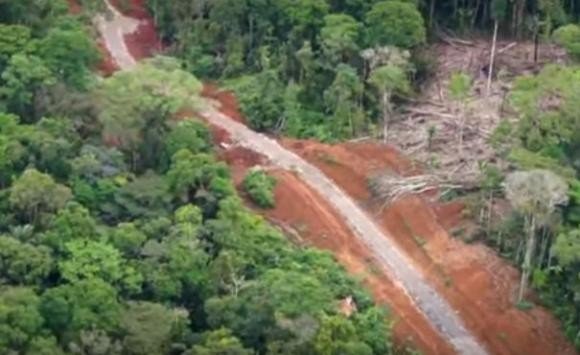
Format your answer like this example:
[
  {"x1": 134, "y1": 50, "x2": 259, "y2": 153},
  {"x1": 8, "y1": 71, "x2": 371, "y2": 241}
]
[{"x1": 97, "y1": 3, "x2": 488, "y2": 354}]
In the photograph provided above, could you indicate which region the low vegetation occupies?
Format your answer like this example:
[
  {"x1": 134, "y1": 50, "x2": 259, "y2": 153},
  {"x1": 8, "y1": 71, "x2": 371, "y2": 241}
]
[{"x1": 243, "y1": 170, "x2": 277, "y2": 208}]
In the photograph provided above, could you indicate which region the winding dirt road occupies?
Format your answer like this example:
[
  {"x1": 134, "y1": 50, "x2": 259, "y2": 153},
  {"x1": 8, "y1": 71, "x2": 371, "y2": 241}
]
[{"x1": 97, "y1": 2, "x2": 487, "y2": 354}]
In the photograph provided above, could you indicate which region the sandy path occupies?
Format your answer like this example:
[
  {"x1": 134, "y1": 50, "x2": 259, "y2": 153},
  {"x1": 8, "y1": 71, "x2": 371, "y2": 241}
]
[{"x1": 96, "y1": 3, "x2": 488, "y2": 354}]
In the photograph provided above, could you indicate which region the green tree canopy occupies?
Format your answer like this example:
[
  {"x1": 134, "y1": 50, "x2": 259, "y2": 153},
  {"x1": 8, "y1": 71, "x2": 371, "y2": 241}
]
[
  {"x1": 0, "y1": 236, "x2": 53, "y2": 286},
  {"x1": 9, "y1": 168, "x2": 72, "y2": 225},
  {"x1": 365, "y1": 1, "x2": 426, "y2": 48}
]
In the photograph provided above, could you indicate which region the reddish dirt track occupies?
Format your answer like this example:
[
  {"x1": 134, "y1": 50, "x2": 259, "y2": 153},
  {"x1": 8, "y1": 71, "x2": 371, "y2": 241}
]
[
  {"x1": 89, "y1": 1, "x2": 576, "y2": 354},
  {"x1": 209, "y1": 88, "x2": 575, "y2": 355},
  {"x1": 109, "y1": 0, "x2": 162, "y2": 60},
  {"x1": 282, "y1": 140, "x2": 575, "y2": 355},
  {"x1": 96, "y1": 40, "x2": 119, "y2": 76},
  {"x1": 221, "y1": 147, "x2": 455, "y2": 354}
]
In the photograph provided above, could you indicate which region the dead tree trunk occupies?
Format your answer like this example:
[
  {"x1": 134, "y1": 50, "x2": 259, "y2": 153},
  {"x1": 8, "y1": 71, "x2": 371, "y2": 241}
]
[
  {"x1": 382, "y1": 92, "x2": 391, "y2": 144},
  {"x1": 486, "y1": 20, "x2": 499, "y2": 97},
  {"x1": 457, "y1": 100, "x2": 467, "y2": 157},
  {"x1": 518, "y1": 215, "x2": 536, "y2": 302}
]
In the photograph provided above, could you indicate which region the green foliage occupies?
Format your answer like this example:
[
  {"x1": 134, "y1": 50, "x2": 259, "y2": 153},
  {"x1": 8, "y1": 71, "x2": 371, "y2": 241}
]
[
  {"x1": 36, "y1": 27, "x2": 99, "y2": 88},
  {"x1": 167, "y1": 149, "x2": 234, "y2": 210},
  {"x1": 0, "y1": 4, "x2": 398, "y2": 352},
  {"x1": 314, "y1": 314, "x2": 373, "y2": 355},
  {"x1": 112, "y1": 173, "x2": 172, "y2": 220},
  {"x1": 120, "y1": 301, "x2": 188, "y2": 355},
  {"x1": 40, "y1": 278, "x2": 121, "y2": 338},
  {"x1": 491, "y1": 0, "x2": 509, "y2": 20},
  {"x1": 226, "y1": 71, "x2": 285, "y2": 132},
  {"x1": 187, "y1": 328, "x2": 252, "y2": 355},
  {"x1": 59, "y1": 240, "x2": 142, "y2": 295},
  {"x1": 9, "y1": 168, "x2": 72, "y2": 225},
  {"x1": 448, "y1": 72, "x2": 472, "y2": 100},
  {"x1": 365, "y1": 1, "x2": 426, "y2": 49},
  {"x1": 0, "y1": 287, "x2": 53, "y2": 354},
  {"x1": 108, "y1": 223, "x2": 147, "y2": 257},
  {"x1": 163, "y1": 120, "x2": 211, "y2": 167},
  {"x1": 0, "y1": 0, "x2": 68, "y2": 34},
  {"x1": 553, "y1": 25, "x2": 580, "y2": 60},
  {"x1": 42, "y1": 202, "x2": 100, "y2": 252},
  {"x1": 0, "y1": 24, "x2": 32, "y2": 69},
  {"x1": 553, "y1": 229, "x2": 580, "y2": 266},
  {"x1": 509, "y1": 65, "x2": 580, "y2": 158},
  {"x1": 0, "y1": 236, "x2": 53, "y2": 285},
  {"x1": 243, "y1": 170, "x2": 277, "y2": 208},
  {"x1": 149, "y1": 0, "x2": 426, "y2": 141},
  {"x1": 97, "y1": 58, "x2": 203, "y2": 171},
  {"x1": 508, "y1": 148, "x2": 576, "y2": 180},
  {"x1": 0, "y1": 54, "x2": 56, "y2": 118},
  {"x1": 369, "y1": 65, "x2": 412, "y2": 97},
  {"x1": 320, "y1": 14, "x2": 361, "y2": 64}
]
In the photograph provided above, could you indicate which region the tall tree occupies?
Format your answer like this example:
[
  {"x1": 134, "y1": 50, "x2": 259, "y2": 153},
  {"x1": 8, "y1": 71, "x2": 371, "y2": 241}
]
[
  {"x1": 504, "y1": 169, "x2": 569, "y2": 301},
  {"x1": 486, "y1": 0, "x2": 508, "y2": 96},
  {"x1": 368, "y1": 65, "x2": 410, "y2": 143},
  {"x1": 365, "y1": 1, "x2": 426, "y2": 49},
  {"x1": 319, "y1": 14, "x2": 361, "y2": 65}
]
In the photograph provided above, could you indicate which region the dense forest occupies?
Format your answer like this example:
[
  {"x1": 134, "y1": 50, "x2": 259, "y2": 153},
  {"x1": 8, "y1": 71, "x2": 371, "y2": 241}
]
[
  {"x1": 145, "y1": 0, "x2": 580, "y2": 350},
  {"x1": 0, "y1": 1, "x2": 395, "y2": 354}
]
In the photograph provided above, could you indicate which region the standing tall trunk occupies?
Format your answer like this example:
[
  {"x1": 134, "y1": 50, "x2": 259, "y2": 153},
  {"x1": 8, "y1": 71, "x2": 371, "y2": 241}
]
[
  {"x1": 458, "y1": 102, "x2": 466, "y2": 156},
  {"x1": 515, "y1": 0, "x2": 526, "y2": 38},
  {"x1": 382, "y1": 92, "x2": 391, "y2": 144},
  {"x1": 486, "y1": 20, "x2": 499, "y2": 97},
  {"x1": 518, "y1": 215, "x2": 536, "y2": 302},
  {"x1": 429, "y1": 0, "x2": 437, "y2": 28}
]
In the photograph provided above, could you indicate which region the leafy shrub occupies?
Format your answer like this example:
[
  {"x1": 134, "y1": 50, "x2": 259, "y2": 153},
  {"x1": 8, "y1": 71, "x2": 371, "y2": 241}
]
[
  {"x1": 553, "y1": 24, "x2": 580, "y2": 60},
  {"x1": 243, "y1": 170, "x2": 277, "y2": 208}
]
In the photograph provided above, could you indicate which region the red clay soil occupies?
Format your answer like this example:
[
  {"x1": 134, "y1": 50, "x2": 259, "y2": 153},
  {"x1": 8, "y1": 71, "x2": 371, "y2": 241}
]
[
  {"x1": 108, "y1": 0, "x2": 162, "y2": 60},
  {"x1": 109, "y1": 0, "x2": 150, "y2": 19},
  {"x1": 282, "y1": 140, "x2": 576, "y2": 355},
  {"x1": 123, "y1": 19, "x2": 162, "y2": 60},
  {"x1": 201, "y1": 85, "x2": 247, "y2": 124},
  {"x1": 219, "y1": 146, "x2": 455, "y2": 355},
  {"x1": 96, "y1": 40, "x2": 119, "y2": 76},
  {"x1": 205, "y1": 83, "x2": 575, "y2": 355}
]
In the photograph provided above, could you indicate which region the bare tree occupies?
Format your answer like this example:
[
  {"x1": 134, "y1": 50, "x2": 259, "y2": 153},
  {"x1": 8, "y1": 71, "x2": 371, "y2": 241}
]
[
  {"x1": 504, "y1": 169, "x2": 569, "y2": 302},
  {"x1": 487, "y1": 0, "x2": 507, "y2": 96},
  {"x1": 448, "y1": 72, "x2": 472, "y2": 157}
]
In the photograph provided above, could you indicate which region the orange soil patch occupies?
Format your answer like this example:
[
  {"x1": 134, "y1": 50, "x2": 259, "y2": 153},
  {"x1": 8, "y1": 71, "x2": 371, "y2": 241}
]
[
  {"x1": 284, "y1": 140, "x2": 576, "y2": 355},
  {"x1": 201, "y1": 85, "x2": 247, "y2": 124},
  {"x1": 107, "y1": 0, "x2": 162, "y2": 60},
  {"x1": 218, "y1": 145, "x2": 455, "y2": 355},
  {"x1": 110, "y1": 0, "x2": 150, "y2": 19},
  {"x1": 123, "y1": 19, "x2": 162, "y2": 60}
]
